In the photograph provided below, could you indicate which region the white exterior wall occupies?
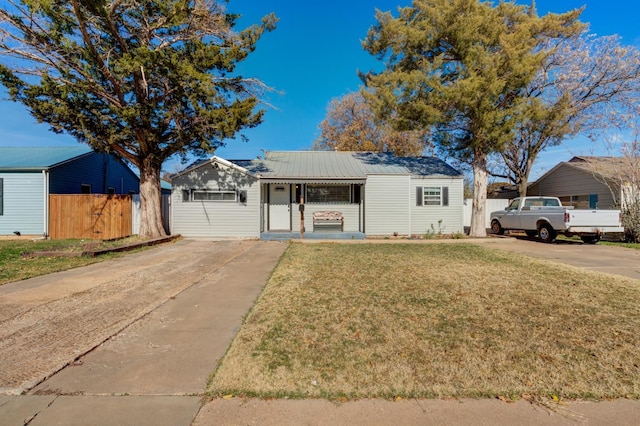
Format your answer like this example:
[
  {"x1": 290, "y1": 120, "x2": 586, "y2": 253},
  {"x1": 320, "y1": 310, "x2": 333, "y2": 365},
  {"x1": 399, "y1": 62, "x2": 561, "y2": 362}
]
[
  {"x1": 411, "y1": 177, "x2": 465, "y2": 235},
  {"x1": 171, "y1": 164, "x2": 260, "y2": 238},
  {"x1": 365, "y1": 174, "x2": 411, "y2": 236},
  {"x1": 0, "y1": 172, "x2": 46, "y2": 235}
]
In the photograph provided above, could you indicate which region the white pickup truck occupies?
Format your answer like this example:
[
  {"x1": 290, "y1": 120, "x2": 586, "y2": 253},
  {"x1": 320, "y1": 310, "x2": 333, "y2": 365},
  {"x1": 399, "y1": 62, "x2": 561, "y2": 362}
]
[{"x1": 490, "y1": 196, "x2": 623, "y2": 243}]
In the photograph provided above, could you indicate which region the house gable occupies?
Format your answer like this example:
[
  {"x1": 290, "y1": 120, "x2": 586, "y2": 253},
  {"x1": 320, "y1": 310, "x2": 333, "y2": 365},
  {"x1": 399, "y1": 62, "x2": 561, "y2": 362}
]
[
  {"x1": 170, "y1": 157, "x2": 260, "y2": 238},
  {"x1": 49, "y1": 152, "x2": 139, "y2": 194},
  {"x1": 529, "y1": 161, "x2": 616, "y2": 208}
]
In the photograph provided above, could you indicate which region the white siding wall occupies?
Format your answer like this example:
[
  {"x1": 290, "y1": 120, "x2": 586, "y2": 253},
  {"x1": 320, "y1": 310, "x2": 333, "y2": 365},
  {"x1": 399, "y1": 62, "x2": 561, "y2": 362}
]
[
  {"x1": 0, "y1": 172, "x2": 45, "y2": 235},
  {"x1": 291, "y1": 203, "x2": 361, "y2": 232},
  {"x1": 411, "y1": 177, "x2": 464, "y2": 235},
  {"x1": 365, "y1": 174, "x2": 411, "y2": 236},
  {"x1": 171, "y1": 165, "x2": 260, "y2": 238}
]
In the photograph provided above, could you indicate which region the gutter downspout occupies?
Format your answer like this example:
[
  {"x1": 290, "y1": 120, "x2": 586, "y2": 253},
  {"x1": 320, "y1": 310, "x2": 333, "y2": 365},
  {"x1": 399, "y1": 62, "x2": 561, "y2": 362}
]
[{"x1": 43, "y1": 170, "x2": 50, "y2": 237}]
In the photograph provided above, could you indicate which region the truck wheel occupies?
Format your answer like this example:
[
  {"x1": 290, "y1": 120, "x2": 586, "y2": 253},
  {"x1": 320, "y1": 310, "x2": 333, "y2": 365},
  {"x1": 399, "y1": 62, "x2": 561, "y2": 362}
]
[
  {"x1": 525, "y1": 230, "x2": 537, "y2": 238},
  {"x1": 538, "y1": 224, "x2": 556, "y2": 243},
  {"x1": 491, "y1": 220, "x2": 504, "y2": 235},
  {"x1": 580, "y1": 236, "x2": 600, "y2": 244}
]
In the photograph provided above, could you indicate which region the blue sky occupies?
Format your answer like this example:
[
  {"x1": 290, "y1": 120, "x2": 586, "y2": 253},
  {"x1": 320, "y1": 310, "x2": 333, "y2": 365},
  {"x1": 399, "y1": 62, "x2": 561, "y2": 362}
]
[{"x1": 0, "y1": 0, "x2": 638, "y2": 178}]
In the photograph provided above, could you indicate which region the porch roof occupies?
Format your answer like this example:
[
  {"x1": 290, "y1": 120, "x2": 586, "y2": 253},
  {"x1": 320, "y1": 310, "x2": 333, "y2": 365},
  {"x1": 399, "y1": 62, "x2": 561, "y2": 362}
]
[{"x1": 259, "y1": 178, "x2": 365, "y2": 185}]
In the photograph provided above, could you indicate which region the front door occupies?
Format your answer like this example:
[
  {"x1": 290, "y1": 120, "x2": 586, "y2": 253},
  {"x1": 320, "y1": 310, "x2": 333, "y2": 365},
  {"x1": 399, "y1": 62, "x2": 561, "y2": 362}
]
[{"x1": 269, "y1": 185, "x2": 291, "y2": 230}]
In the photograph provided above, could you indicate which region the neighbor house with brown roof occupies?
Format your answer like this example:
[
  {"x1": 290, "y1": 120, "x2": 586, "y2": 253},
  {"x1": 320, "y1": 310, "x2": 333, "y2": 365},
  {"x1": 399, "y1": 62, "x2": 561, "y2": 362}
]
[{"x1": 528, "y1": 156, "x2": 635, "y2": 209}]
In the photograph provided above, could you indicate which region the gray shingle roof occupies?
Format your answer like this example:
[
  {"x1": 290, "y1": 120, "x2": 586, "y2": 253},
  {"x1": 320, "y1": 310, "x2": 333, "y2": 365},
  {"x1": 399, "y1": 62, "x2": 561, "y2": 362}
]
[
  {"x1": 0, "y1": 146, "x2": 93, "y2": 170},
  {"x1": 234, "y1": 151, "x2": 461, "y2": 179}
]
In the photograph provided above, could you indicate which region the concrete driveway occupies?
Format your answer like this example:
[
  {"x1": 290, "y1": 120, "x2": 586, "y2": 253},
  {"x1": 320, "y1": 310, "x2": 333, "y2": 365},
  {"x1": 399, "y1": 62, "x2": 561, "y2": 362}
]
[
  {"x1": 469, "y1": 236, "x2": 640, "y2": 281},
  {"x1": 0, "y1": 239, "x2": 288, "y2": 425}
]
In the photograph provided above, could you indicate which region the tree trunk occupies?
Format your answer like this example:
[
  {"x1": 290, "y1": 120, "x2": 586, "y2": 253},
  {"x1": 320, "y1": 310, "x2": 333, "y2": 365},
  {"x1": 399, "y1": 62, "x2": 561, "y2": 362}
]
[
  {"x1": 470, "y1": 153, "x2": 488, "y2": 237},
  {"x1": 138, "y1": 159, "x2": 167, "y2": 239},
  {"x1": 517, "y1": 175, "x2": 529, "y2": 197}
]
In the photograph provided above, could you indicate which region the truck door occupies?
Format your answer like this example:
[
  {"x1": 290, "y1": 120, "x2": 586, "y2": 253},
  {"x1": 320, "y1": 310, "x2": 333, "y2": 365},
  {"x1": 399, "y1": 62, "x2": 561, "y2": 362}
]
[{"x1": 501, "y1": 198, "x2": 521, "y2": 229}]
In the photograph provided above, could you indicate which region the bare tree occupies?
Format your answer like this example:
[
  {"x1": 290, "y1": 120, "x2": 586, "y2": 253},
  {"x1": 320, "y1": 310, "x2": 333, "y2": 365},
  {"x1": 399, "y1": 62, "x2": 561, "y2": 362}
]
[
  {"x1": 313, "y1": 91, "x2": 428, "y2": 156},
  {"x1": 494, "y1": 33, "x2": 640, "y2": 196}
]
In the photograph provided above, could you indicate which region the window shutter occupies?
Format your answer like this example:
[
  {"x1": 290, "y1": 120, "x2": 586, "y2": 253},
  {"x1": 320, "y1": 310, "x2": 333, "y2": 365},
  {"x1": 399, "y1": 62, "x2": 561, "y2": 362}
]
[
  {"x1": 589, "y1": 193, "x2": 598, "y2": 209},
  {"x1": 0, "y1": 178, "x2": 3, "y2": 215},
  {"x1": 182, "y1": 190, "x2": 190, "y2": 202},
  {"x1": 442, "y1": 187, "x2": 449, "y2": 206},
  {"x1": 416, "y1": 186, "x2": 423, "y2": 206}
]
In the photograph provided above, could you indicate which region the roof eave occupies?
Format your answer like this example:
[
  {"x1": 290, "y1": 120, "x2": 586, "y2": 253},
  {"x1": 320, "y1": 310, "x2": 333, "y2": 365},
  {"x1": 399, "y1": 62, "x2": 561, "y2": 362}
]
[
  {"x1": 171, "y1": 156, "x2": 257, "y2": 180},
  {"x1": 0, "y1": 167, "x2": 49, "y2": 172}
]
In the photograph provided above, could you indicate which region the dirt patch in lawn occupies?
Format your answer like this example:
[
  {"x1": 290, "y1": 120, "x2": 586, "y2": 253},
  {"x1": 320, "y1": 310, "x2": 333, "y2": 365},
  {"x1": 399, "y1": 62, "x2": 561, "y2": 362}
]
[
  {"x1": 21, "y1": 235, "x2": 180, "y2": 257},
  {"x1": 209, "y1": 242, "x2": 640, "y2": 401}
]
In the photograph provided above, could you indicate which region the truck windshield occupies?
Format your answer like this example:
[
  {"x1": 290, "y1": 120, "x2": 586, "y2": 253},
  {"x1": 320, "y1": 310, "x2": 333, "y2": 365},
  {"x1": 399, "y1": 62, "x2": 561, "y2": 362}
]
[{"x1": 522, "y1": 198, "x2": 561, "y2": 208}]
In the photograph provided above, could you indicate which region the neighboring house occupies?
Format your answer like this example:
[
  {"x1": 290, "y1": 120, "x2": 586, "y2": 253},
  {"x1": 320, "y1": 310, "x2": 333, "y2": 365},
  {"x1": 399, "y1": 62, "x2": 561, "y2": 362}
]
[
  {"x1": 0, "y1": 146, "x2": 140, "y2": 236},
  {"x1": 171, "y1": 151, "x2": 464, "y2": 239},
  {"x1": 528, "y1": 156, "x2": 629, "y2": 209},
  {"x1": 160, "y1": 180, "x2": 172, "y2": 195}
]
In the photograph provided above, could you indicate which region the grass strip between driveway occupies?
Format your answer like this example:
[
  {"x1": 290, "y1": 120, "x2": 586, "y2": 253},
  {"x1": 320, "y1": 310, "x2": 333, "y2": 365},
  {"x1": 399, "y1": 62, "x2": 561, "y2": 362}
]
[
  {"x1": 0, "y1": 237, "x2": 155, "y2": 285},
  {"x1": 209, "y1": 242, "x2": 640, "y2": 401}
]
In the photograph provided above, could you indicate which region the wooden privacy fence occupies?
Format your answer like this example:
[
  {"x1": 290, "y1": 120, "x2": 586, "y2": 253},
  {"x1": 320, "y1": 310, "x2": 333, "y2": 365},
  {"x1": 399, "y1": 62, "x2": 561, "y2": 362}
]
[{"x1": 49, "y1": 195, "x2": 132, "y2": 240}]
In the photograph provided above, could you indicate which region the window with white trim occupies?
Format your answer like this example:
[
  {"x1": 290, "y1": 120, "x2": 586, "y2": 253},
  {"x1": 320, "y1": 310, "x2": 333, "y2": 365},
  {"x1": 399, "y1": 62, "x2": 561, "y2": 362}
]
[
  {"x1": 416, "y1": 186, "x2": 449, "y2": 207},
  {"x1": 423, "y1": 187, "x2": 442, "y2": 206},
  {"x1": 192, "y1": 190, "x2": 237, "y2": 202}
]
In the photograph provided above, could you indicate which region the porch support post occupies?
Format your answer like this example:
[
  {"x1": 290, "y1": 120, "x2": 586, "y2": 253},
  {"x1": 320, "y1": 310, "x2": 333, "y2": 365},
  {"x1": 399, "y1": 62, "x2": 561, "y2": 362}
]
[{"x1": 300, "y1": 196, "x2": 305, "y2": 239}]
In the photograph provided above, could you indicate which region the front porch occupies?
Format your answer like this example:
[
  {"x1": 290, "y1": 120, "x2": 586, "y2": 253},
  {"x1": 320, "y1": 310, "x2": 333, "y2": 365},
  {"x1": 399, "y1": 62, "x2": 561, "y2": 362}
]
[
  {"x1": 260, "y1": 231, "x2": 366, "y2": 241},
  {"x1": 261, "y1": 181, "x2": 365, "y2": 237}
]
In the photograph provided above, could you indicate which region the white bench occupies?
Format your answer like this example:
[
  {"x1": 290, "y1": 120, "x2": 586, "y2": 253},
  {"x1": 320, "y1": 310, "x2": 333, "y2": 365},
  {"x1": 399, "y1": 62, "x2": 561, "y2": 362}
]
[{"x1": 312, "y1": 211, "x2": 344, "y2": 232}]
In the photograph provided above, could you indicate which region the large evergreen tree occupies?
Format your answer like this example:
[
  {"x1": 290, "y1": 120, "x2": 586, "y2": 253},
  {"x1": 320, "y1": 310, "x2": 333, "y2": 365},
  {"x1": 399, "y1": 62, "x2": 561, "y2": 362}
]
[
  {"x1": 0, "y1": 0, "x2": 276, "y2": 238},
  {"x1": 362, "y1": 0, "x2": 582, "y2": 236}
]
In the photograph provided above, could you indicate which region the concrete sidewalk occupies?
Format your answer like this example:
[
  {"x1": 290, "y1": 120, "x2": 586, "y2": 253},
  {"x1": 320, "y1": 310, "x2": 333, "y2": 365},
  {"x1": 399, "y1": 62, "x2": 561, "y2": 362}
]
[{"x1": 1, "y1": 238, "x2": 640, "y2": 425}]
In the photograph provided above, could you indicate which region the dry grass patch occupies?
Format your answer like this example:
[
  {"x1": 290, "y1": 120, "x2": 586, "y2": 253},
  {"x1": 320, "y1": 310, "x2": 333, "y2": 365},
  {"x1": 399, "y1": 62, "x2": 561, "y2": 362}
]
[{"x1": 209, "y1": 243, "x2": 640, "y2": 400}]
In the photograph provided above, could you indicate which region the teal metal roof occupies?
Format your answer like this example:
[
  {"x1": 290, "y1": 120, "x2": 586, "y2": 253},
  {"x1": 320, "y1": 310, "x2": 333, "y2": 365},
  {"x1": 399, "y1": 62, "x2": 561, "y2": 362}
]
[
  {"x1": 234, "y1": 151, "x2": 462, "y2": 180},
  {"x1": 0, "y1": 146, "x2": 93, "y2": 170}
]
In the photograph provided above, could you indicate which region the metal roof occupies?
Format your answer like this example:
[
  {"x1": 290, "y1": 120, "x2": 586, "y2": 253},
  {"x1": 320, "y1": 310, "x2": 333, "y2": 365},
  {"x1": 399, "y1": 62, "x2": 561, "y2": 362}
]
[
  {"x1": 234, "y1": 151, "x2": 461, "y2": 180},
  {"x1": 0, "y1": 146, "x2": 93, "y2": 170}
]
